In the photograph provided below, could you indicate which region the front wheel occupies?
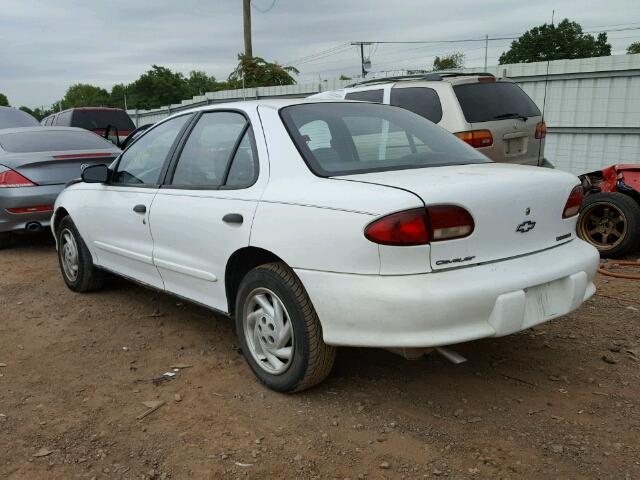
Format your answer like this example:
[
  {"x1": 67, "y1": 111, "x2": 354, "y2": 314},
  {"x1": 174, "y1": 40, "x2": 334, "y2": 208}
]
[
  {"x1": 577, "y1": 192, "x2": 640, "y2": 258},
  {"x1": 235, "y1": 262, "x2": 336, "y2": 393},
  {"x1": 57, "y1": 216, "x2": 105, "y2": 292}
]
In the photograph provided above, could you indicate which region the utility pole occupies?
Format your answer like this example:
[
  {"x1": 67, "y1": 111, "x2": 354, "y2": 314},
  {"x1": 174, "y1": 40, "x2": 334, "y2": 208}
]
[
  {"x1": 351, "y1": 42, "x2": 373, "y2": 77},
  {"x1": 484, "y1": 34, "x2": 489, "y2": 70},
  {"x1": 243, "y1": 0, "x2": 253, "y2": 58}
]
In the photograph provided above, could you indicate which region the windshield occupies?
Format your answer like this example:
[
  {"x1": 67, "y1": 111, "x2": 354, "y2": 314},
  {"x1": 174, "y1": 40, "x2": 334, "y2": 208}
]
[
  {"x1": 0, "y1": 130, "x2": 115, "y2": 153},
  {"x1": 454, "y1": 82, "x2": 541, "y2": 123},
  {"x1": 280, "y1": 102, "x2": 490, "y2": 176},
  {"x1": 72, "y1": 110, "x2": 135, "y2": 131}
]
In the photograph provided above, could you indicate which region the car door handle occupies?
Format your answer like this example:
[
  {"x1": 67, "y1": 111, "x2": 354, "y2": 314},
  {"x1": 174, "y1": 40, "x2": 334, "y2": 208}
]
[
  {"x1": 133, "y1": 204, "x2": 146, "y2": 214},
  {"x1": 222, "y1": 213, "x2": 243, "y2": 224}
]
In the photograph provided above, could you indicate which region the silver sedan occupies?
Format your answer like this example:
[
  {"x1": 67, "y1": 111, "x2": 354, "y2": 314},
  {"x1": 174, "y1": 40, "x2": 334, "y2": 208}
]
[{"x1": 0, "y1": 127, "x2": 120, "y2": 248}]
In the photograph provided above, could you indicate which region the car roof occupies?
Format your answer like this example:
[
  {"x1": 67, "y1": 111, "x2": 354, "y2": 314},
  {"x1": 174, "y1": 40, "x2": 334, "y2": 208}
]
[
  {"x1": 177, "y1": 98, "x2": 354, "y2": 115},
  {"x1": 56, "y1": 107, "x2": 127, "y2": 113},
  {"x1": 345, "y1": 72, "x2": 504, "y2": 89},
  {"x1": 0, "y1": 106, "x2": 40, "y2": 127}
]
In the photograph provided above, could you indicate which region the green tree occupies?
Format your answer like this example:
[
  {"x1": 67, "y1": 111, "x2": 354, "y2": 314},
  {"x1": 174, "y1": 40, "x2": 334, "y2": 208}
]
[
  {"x1": 627, "y1": 42, "x2": 640, "y2": 54},
  {"x1": 228, "y1": 54, "x2": 299, "y2": 88},
  {"x1": 185, "y1": 70, "x2": 220, "y2": 97},
  {"x1": 433, "y1": 52, "x2": 465, "y2": 71},
  {"x1": 339, "y1": 74, "x2": 352, "y2": 80},
  {"x1": 0, "y1": 93, "x2": 9, "y2": 107},
  {"x1": 110, "y1": 83, "x2": 127, "y2": 109},
  {"x1": 61, "y1": 84, "x2": 110, "y2": 109},
  {"x1": 126, "y1": 65, "x2": 189, "y2": 110},
  {"x1": 499, "y1": 19, "x2": 611, "y2": 64}
]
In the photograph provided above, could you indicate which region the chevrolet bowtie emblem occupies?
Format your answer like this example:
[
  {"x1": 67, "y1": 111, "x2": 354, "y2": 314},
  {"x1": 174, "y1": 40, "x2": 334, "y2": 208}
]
[{"x1": 516, "y1": 220, "x2": 536, "y2": 233}]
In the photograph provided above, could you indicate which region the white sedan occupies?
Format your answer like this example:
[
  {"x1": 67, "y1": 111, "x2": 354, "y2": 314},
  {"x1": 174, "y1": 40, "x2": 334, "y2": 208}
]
[{"x1": 52, "y1": 99, "x2": 599, "y2": 392}]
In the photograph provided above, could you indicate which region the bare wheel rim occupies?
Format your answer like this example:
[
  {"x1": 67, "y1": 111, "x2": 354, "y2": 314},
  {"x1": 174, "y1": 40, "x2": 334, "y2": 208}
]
[
  {"x1": 243, "y1": 287, "x2": 294, "y2": 375},
  {"x1": 60, "y1": 228, "x2": 80, "y2": 282},
  {"x1": 578, "y1": 202, "x2": 628, "y2": 251}
]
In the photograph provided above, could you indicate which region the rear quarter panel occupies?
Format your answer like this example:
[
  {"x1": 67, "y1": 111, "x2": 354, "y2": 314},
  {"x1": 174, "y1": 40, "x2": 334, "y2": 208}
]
[{"x1": 251, "y1": 104, "x2": 430, "y2": 274}]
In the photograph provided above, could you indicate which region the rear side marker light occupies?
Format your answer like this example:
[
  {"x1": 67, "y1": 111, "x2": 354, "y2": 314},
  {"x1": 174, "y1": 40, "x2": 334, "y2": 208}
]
[
  {"x1": 563, "y1": 185, "x2": 584, "y2": 218},
  {"x1": 0, "y1": 169, "x2": 36, "y2": 188},
  {"x1": 6, "y1": 205, "x2": 53, "y2": 214},
  {"x1": 365, "y1": 206, "x2": 474, "y2": 246},
  {"x1": 454, "y1": 130, "x2": 493, "y2": 148},
  {"x1": 535, "y1": 121, "x2": 547, "y2": 139}
]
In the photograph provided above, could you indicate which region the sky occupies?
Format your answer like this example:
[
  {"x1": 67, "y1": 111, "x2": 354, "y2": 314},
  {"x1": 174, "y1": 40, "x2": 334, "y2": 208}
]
[{"x1": 1, "y1": 0, "x2": 639, "y2": 109}]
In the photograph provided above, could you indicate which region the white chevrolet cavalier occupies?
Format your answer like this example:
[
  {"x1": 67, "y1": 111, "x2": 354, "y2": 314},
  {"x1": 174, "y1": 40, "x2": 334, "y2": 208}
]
[{"x1": 52, "y1": 99, "x2": 599, "y2": 392}]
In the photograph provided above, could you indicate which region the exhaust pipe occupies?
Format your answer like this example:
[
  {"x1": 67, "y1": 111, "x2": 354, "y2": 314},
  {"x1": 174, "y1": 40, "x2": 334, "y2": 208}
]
[{"x1": 25, "y1": 222, "x2": 42, "y2": 232}]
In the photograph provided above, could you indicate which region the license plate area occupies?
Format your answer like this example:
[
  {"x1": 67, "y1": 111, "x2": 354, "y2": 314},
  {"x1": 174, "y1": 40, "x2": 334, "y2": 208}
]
[
  {"x1": 522, "y1": 280, "x2": 568, "y2": 329},
  {"x1": 504, "y1": 135, "x2": 528, "y2": 156}
]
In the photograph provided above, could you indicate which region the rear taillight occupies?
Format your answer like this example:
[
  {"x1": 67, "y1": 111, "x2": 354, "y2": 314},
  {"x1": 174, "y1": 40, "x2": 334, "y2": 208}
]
[
  {"x1": 6, "y1": 205, "x2": 53, "y2": 214},
  {"x1": 364, "y1": 208, "x2": 429, "y2": 246},
  {"x1": 563, "y1": 185, "x2": 584, "y2": 218},
  {"x1": 428, "y1": 205, "x2": 475, "y2": 240},
  {"x1": 535, "y1": 121, "x2": 547, "y2": 139},
  {"x1": 364, "y1": 206, "x2": 474, "y2": 246},
  {"x1": 478, "y1": 76, "x2": 495, "y2": 83},
  {"x1": 0, "y1": 168, "x2": 36, "y2": 188},
  {"x1": 454, "y1": 130, "x2": 493, "y2": 148}
]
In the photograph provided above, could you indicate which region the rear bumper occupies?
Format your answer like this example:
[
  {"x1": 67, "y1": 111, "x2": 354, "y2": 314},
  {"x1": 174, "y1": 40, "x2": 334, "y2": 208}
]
[
  {"x1": 295, "y1": 239, "x2": 599, "y2": 348},
  {"x1": 0, "y1": 184, "x2": 62, "y2": 233}
]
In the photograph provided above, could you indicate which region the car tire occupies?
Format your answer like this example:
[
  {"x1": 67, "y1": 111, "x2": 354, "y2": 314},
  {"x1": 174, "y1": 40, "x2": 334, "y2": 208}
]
[
  {"x1": 577, "y1": 192, "x2": 640, "y2": 258},
  {"x1": 235, "y1": 262, "x2": 336, "y2": 393},
  {"x1": 0, "y1": 232, "x2": 11, "y2": 249},
  {"x1": 56, "y1": 216, "x2": 105, "y2": 292}
]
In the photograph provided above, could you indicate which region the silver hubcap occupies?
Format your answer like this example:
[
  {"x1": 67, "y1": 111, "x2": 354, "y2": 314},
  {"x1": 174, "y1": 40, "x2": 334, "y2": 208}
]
[
  {"x1": 60, "y1": 229, "x2": 79, "y2": 282},
  {"x1": 243, "y1": 288, "x2": 294, "y2": 375}
]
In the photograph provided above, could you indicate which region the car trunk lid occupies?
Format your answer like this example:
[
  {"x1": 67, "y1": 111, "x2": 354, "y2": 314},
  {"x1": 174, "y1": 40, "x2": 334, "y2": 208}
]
[
  {"x1": 335, "y1": 163, "x2": 580, "y2": 270},
  {"x1": 1, "y1": 150, "x2": 117, "y2": 185}
]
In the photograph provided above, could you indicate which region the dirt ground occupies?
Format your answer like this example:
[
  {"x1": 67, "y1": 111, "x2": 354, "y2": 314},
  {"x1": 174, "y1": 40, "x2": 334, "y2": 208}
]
[{"x1": 1, "y1": 233, "x2": 639, "y2": 480}]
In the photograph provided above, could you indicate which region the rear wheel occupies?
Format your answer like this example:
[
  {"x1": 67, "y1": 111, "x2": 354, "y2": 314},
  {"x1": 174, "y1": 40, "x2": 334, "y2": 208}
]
[
  {"x1": 235, "y1": 262, "x2": 336, "y2": 393},
  {"x1": 57, "y1": 216, "x2": 104, "y2": 292},
  {"x1": 0, "y1": 232, "x2": 11, "y2": 249},
  {"x1": 577, "y1": 192, "x2": 640, "y2": 258}
]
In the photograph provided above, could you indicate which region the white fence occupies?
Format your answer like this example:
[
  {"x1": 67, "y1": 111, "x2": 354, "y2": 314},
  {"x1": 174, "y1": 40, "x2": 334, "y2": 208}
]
[{"x1": 128, "y1": 54, "x2": 640, "y2": 175}]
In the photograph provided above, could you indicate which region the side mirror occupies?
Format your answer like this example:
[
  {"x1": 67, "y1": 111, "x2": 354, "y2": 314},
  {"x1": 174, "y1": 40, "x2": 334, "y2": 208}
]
[{"x1": 82, "y1": 164, "x2": 110, "y2": 183}]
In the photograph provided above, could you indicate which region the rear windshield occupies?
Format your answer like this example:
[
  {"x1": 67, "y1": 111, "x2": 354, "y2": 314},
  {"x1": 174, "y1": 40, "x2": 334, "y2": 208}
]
[
  {"x1": 72, "y1": 110, "x2": 135, "y2": 131},
  {"x1": 0, "y1": 130, "x2": 114, "y2": 153},
  {"x1": 280, "y1": 102, "x2": 489, "y2": 177},
  {"x1": 454, "y1": 82, "x2": 541, "y2": 123},
  {"x1": 0, "y1": 108, "x2": 39, "y2": 128}
]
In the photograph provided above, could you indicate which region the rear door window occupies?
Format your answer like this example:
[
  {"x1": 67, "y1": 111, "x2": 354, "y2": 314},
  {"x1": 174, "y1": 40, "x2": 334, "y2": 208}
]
[
  {"x1": 454, "y1": 82, "x2": 541, "y2": 123},
  {"x1": 345, "y1": 89, "x2": 384, "y2": 103},
  {"x1": 170, "y1": 112, "x2": 247, "y2": 187},
  {"x1": 390, "y1": 87, "x2": 443, "y2": 123}
]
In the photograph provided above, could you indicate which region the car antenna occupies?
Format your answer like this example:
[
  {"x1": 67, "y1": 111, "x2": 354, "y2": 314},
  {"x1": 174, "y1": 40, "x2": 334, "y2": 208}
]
[{"x1": 537, "y1": 10, "x2": 553, "y2": 167}]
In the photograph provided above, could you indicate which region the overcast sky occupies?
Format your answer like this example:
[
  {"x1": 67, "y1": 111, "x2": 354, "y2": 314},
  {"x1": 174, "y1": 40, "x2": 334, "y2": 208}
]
[{"x1": 2, "y1": 0, "x2": 639, "y2": 109}]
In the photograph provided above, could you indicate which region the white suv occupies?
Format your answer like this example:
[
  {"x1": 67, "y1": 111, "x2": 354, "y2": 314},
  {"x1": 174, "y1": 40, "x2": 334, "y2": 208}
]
[{"x1": 313, "y1": 73, "x2": 550, "y2": 167}]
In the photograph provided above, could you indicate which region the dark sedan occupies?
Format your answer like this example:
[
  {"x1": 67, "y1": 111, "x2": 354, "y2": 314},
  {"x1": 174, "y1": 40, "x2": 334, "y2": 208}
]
[{"x1": 0, "y1": 127, "x2": 120, "y2": 248}]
